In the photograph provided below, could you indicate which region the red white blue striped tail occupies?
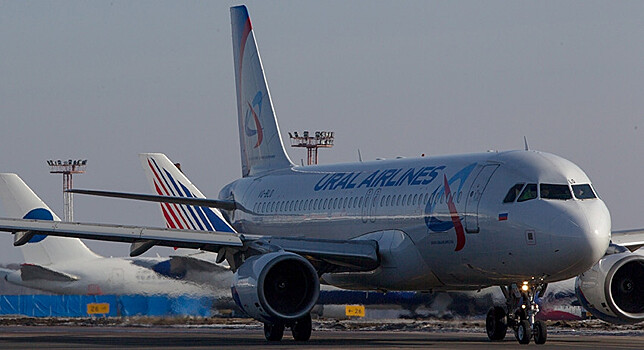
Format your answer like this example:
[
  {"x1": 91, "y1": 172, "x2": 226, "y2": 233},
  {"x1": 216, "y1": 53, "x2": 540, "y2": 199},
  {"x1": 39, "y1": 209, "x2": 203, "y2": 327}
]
[{"x1": 139, "y1": 153, "x2": 235, "y2": 233}]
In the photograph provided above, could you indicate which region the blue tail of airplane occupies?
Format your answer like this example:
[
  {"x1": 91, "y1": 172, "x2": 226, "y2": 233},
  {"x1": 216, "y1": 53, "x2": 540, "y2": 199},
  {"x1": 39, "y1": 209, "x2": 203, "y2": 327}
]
[{"x1": 231, "y1": 5, "x2": 293, "y2": 177}]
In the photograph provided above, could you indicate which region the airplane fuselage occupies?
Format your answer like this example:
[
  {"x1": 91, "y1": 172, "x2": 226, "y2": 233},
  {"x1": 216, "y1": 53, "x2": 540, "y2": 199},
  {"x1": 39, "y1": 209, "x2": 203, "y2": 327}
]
[{"x1": 222, "y1": 150, "x2": 611, "y2": 291}]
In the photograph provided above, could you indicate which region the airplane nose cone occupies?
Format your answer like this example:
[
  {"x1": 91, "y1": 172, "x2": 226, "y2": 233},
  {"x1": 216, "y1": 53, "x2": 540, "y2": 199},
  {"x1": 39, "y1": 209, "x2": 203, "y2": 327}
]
[{"x1": 549, "y1": 200, "x2": 611, "y2": 278}]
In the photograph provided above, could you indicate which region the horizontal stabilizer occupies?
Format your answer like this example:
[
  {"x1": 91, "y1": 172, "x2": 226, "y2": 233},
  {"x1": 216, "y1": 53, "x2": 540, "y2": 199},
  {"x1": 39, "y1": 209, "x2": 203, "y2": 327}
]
[
  {"x1": 67, "y1": 189, "x2": 238, "y2": 211},
  {"x1": 20, "y1": 263, "x2": 79, "y2": 282}
]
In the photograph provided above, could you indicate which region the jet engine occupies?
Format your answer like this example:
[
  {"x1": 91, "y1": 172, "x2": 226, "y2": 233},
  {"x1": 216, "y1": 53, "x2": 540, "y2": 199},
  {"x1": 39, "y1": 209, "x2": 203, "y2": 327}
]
[
  {"x1": 231, "y1": 251, "x2": 320, "y2": 323},
  {"x1": 575, "y1": 249, "x2": 644, "y2": 324}
]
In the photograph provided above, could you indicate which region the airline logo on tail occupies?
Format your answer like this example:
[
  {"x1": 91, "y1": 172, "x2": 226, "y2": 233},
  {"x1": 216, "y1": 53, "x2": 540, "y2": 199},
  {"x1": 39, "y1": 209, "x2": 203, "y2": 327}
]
[
  {"x1": 22, "y1": 208, "x2": 53, "y2": 243},
  {"x1": 245, "y1": 91, "x2": 264, "y2": 148},
  {"x1": 424, "y1": 163, "x2": 476, "y2": 251},
  {"x1": 145, "y1": 158, "x2": 234, "y2": 233},
  {"x1": 236, "y1": 12, "x2": 263, "y2": 149}
]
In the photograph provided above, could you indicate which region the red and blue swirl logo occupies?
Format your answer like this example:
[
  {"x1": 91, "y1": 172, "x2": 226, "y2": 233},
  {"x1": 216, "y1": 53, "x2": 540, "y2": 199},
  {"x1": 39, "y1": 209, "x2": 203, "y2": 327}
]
[
  {"x1": 424, "y1": 163, "x2": 476, "y2": 251},
  {"x1": 244, "y1": 91, "x2": 264, "y2": 148}
]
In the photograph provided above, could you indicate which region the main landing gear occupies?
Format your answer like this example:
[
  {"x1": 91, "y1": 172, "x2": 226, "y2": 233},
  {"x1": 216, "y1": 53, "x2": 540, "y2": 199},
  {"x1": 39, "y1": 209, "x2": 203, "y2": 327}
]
[
  {"x1": 263, "y1": 313, "x2": 312, "y2": 342},
  {"x1": 486, "y1": 281, "x2": 548, "y2": 345}
]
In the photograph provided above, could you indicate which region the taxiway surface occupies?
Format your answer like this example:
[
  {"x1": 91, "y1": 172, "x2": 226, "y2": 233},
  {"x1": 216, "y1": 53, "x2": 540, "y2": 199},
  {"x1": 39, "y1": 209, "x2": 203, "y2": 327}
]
[{"x1": 1, "y1": 326, "x2": 644, "y2": 349}]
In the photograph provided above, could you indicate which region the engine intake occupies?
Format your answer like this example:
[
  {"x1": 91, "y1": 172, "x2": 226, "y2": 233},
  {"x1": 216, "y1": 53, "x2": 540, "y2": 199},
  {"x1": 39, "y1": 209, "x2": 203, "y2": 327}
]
[
  {"x1": 232, "y1": 251, "x2": 319, "y2": 323},
  {"x1": 576, "y1": 251, "x2": 644, "y2": 324}
]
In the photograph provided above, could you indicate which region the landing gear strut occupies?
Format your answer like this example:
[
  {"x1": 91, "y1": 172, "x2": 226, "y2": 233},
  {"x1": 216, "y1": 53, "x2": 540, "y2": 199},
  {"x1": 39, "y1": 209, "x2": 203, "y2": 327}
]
[
  {"x1": 486, "y1": 281, "x2": 548, "y2": 345},
  {"x1": 263, "y1": 313, "x2": 312, "y2": 342}
]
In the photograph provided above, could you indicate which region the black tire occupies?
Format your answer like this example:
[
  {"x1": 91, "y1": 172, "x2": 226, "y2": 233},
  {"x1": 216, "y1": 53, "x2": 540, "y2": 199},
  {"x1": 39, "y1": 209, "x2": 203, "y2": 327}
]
[
  {"x1": 264, "y1": 322, "x2": 284, "y2": 341},
  {"x1": 516, "y1": 320, "x2": 531, "y2": 345},
  {"x1": 486, "y1": 306, "x2": 507, "y2": 341},
  {"x1": 291, "y1": 314, "x2": 312, "y2": 341},
  {"x1": 534, "y1": 320, "x2": 547, "y2": 345}
]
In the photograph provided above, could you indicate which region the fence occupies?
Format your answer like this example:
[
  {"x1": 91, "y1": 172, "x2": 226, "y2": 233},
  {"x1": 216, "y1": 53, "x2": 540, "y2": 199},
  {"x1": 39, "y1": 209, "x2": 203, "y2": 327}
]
[{"x1": 0, "y1": 295, "x2": 213, "y2": 317}]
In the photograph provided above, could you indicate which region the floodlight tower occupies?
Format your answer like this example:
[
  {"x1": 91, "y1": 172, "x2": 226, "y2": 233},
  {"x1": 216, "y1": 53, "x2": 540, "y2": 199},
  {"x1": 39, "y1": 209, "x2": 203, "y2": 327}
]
[
  {"x1": 47, "y1": 159, "x2": 87, "y2": 221},
  {"x1": 288, "y1": 131, "x2": 334, "y2": 165}
]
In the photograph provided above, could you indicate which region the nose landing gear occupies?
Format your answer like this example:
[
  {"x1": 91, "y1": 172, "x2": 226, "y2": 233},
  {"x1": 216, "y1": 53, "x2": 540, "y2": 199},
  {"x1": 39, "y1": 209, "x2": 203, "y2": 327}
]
[{"x1": 486, "y1": 281, "x2": 548, "y2": 345}]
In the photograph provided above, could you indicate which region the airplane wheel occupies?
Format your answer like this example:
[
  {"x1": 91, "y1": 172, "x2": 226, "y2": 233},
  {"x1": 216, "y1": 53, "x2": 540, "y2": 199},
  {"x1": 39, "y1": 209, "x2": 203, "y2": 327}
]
[
  {"x1": 516, "y1": 320, "x2": 531, "y2": 344},
  {"x1": 291, "y1": 314, "x2": 312, "y2": 341},
  {"x1": 486, "y1": 306, "x2": 507, "y2": 341},
  {"x1": 264, "y1": 322, "x2": 284, "y2": 341},
  {"x1": 534, "y1": 320, "x2": 547, "y2": 345}
]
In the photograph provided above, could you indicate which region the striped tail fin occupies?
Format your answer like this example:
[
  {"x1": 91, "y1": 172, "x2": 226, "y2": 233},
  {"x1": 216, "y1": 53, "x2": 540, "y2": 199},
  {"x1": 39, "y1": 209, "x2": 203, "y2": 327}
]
[
  {"x1": 0, "y1": 173, "x2": 98, "y2": 265},
  {"x1": 139, "y1": 153, "x2": 235, "y2": 233},
  {"x1": 231, "y1": 5, "x2": 293, "y2": 177}
]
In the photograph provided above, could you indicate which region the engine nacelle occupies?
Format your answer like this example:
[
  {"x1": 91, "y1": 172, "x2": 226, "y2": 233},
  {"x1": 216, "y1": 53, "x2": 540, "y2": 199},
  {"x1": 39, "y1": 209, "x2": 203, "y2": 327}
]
[
  {"x1": 575, "y1": 250, "x2": 644, "y2": 324},
  {"x1": 231, "y1": 251, "x2": 320, "y2": 324}
]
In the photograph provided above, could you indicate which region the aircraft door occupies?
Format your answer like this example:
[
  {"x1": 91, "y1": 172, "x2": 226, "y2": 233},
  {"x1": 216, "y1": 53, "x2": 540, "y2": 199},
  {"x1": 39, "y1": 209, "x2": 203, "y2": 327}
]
[
  {"x1": 369, "y1": 189, "x2": 381, "y2": 223},
  {"x1": 464, "y1": 164, "x2": 499, "y2": 233},
  {"x1": 361, "y1": 189, "x2": 373, "y2": 223}
]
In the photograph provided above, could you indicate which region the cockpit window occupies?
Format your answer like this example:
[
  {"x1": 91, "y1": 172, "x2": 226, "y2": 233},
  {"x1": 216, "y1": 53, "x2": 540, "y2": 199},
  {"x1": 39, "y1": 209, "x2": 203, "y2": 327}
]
[
  {"x1": 503, "y1": 183, "x2": 525, "y2": 203},
  {"x1": 517, "y1": 184, "x2": 537, "y2": 202},
  {"x1": 572, "y1": 184, "x2": 597, "y2": 200},
  {"x1": 540, "y1": 184, "x2": 573, "y2": 200}
]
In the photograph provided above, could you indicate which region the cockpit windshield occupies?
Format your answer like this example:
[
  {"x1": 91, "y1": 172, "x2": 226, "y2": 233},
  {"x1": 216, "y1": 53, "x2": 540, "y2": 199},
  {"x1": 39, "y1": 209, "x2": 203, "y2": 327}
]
[
  {"x1": 540, "y1": 184, "x2": 572, "y2": 200},
  {"x1": 503, "y1": 183, "x2": 525, "y2": 203},
  {"x1": 517, "y1": 184, "x2": 537, "y2": 202},
  {"x1": 572, "y1": 184, "x2": 597, "y2": 199},
  {"x1": 504, "y1": 183, "x2": 597, "y2": 203}
]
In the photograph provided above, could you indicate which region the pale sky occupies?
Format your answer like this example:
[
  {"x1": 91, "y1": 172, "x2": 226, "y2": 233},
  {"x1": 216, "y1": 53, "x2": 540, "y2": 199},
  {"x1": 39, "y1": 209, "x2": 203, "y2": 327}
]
[{"x1": 1, "y1": 1, "x2": 643, "y2": 263}]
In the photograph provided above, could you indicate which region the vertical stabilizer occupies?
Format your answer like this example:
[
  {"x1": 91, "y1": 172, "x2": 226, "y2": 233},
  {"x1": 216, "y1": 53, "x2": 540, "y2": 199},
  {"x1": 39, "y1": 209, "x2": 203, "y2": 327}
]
[
  {"x1": 0, "y1": 173, "x2": 98, "y2": 265},
  {"x1": 231, "y1": 5, "x2": 293, "y2": 177},
  {"x1": 139, "y1": 153, "x2": 235, "y2": 233}
]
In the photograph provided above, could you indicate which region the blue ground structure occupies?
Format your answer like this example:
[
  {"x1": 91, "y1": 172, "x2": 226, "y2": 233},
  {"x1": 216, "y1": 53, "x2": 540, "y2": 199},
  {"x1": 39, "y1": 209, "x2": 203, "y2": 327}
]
[{"x1": 0, "y1": 295, "x2": 213, "y2": 317}]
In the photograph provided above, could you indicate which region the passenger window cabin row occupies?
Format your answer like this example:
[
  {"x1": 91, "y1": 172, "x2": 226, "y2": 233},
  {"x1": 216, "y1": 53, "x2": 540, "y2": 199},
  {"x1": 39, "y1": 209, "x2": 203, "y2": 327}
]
[{"x1": 252, "y1": 189, "x2": 466, "y2": 215}]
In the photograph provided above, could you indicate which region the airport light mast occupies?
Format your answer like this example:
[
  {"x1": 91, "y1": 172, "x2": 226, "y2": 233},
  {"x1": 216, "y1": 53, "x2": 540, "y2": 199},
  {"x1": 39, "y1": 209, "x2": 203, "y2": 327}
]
[
  {"x1": 288, "y1": 131, "x2": 334, "y2": 165},
  {"x1": 47, "y1": 159, "x2": 87, "y2": 221}
]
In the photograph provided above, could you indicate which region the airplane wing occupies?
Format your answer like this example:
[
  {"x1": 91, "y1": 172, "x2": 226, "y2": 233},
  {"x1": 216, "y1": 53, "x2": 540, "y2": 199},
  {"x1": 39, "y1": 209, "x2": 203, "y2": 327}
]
[
  {"x1": 612, "y1": 228, "x2": 644, "y2": 252},
  {"x1": 168, "y1": 255, "x2": 230, "y2": 273},
  {"x1": 0, "y1": 218, "x2": 379, "y2": 273},
  {"x1": 67, "y1": 189, "x2": 240, "y2": 211}
]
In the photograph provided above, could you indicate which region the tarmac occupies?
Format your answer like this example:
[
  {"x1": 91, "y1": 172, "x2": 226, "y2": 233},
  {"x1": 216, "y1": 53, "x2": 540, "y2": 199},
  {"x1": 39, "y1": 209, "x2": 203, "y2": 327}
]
[{"x1": 1, "y1": 318, "x2": 643, "y2": 349}]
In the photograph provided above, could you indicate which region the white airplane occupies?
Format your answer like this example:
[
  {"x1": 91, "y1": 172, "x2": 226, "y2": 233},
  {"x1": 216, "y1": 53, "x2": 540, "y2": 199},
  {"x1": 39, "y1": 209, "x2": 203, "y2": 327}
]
[
  {"x1": 0, "y1": 173, "x2": 224, "y2": 297},
  {"x1": 137, "y1": 152, "x2": 605, "y2": 323},
  {"x1": 1, "y1": 5, "x2": 644, "y2": 344}
]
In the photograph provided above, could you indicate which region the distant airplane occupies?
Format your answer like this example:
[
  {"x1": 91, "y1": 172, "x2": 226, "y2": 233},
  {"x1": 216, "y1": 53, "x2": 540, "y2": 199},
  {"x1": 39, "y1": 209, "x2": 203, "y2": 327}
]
[
  {"x1": 0, "y1": 173, "x2": 227, "y2": 297},
  {"x1": 1, "y1": 5, "x2": 643, "y2": 345}
]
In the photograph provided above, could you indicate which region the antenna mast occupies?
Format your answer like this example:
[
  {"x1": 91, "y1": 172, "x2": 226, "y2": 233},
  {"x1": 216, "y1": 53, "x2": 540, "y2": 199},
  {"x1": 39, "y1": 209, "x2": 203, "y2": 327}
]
[
  {"x1": 47, "y1": 159, "x2": 87, "y2": 221},
  {"x1": 288, "y1": 131, "x2": 334, "y2": 165}
]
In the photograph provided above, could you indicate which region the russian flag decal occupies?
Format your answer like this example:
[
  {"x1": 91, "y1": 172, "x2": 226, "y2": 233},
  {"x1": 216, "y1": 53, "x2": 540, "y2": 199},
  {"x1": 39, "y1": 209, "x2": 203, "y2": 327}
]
[{"x1": 498, "y1": 213, "x2": 508, "y2": 221}]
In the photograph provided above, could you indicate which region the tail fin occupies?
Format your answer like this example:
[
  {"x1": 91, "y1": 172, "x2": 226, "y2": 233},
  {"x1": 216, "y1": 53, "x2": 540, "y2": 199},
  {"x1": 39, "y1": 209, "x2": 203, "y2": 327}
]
[
  {"x1": 139, "y1": 153, "x2": 236, "y2": 233},
  {"x1": 0, "y1": 173, "x2": 98, "y2": 265},
  {"x1": 231, "y1": 5, "x2": 293, "y2": 177}
]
